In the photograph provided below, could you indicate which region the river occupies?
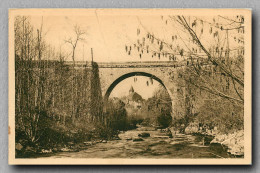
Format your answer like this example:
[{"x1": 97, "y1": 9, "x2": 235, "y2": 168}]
[{"x1": 43, "y1": 126, "x2": 231, "y2": 159}]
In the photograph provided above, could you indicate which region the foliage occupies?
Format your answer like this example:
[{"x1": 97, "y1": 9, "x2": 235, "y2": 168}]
[
  {"x1": 142, "y1": 85, "x2": 172, "y2": 128},
  {"x1": 197, "y1": 98, "x2": 244, "y2": 134},
  {"x1": 104, "y1": 98, "x2": 128, "y2": 132}
]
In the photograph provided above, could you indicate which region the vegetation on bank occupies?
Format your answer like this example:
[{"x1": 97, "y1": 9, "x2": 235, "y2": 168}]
[{"x1": 14, "y1": 16, "x2": 128, "y2": 157}]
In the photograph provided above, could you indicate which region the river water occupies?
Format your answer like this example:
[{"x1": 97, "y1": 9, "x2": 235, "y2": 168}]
[{"x1": 44, "y1": 126, "x2": 231, "y2": 159}]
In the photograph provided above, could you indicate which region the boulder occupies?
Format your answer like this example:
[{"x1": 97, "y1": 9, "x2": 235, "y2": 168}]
[
  {"x1": 25, "y1": 146, "x2": 35, "y2": 152},
  {"x1": 84, "y1": 141, "x2": 92, "y2": 146},
  {"x1": 138, "y1": 132, "x2": 150, "y2": 138},
  {"x1": 15, "y1": 143, "x2": 23, "y2": 151},
  {"x1": 167, "y1": 132, "x2": 173, "y2": 138},
  {"x1": 41, "y1": 149, "x2": 52, "y2": 153},
  {"x1": 184, "y1": 122, "x2": 199, "y2": 134},
  {"x1": 68, "y1": 142, "x2": 74, "y2": 145},
  {"x1": 133, "y1": 138, "x2": 144, "y2": 142},
  {"x1": 60, "y1": 148, "x2": 71, "y2": 152},
  {"x1": 52, "y1": 148, "x2": 58, "y2": 152},
  {"x1": 113, "y1": 136, "x2": 121, "y2": 140}
]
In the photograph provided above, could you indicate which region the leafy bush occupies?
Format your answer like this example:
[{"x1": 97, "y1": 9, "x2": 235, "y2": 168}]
[
  {"x1": 157, "y1": 109, "x2": 172, "y2": 128},
  {"x1": 104, "y1": 98, "x2": 128, "y2": 131},
  {"x1": 144, "y1": 98, "x2": 172, "y2": 128},
  {"x1": 126, "y1": 116, "x2": 144, "y2": 129},
  {"x1": 197, "y1": 99, "x2": 243, "y2": 134}
]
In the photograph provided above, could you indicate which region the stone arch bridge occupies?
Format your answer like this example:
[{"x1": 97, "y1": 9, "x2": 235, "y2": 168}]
[{"x1": 67, "y1": 61, "x2": 190, "y2": 117}]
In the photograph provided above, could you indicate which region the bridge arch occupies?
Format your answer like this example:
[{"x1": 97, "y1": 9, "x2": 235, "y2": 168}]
[{"x1": 104, "y1": 71, "x2": 173, "y2": 103}]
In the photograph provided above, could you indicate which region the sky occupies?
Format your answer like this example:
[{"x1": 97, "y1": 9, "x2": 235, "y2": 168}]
[
  {"x1": 29, "y1": 11, "x2": 170, "y2": 62},
  {"x1": 28, "y1": 12, "x2": 242, "y2": 63},
  {"x1": 21, "y1": 8, "x2": 244, "y2": 64},
  {"x1": 109, "y1": 76, "x2": 161, "y2": 100}
]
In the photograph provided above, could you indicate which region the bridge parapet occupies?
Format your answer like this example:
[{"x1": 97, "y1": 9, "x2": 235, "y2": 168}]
[{"x1": 64, "y1": 60, "x2": 191, "y2": 68}]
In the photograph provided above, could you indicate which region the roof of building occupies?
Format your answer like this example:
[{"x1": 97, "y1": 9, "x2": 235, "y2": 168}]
[
  {"x1": 128, "y1": 92, "x2": 143, "y2": 102},
  {"x1": 129, "y1": 85, "x2": 134, "y2": 93}
]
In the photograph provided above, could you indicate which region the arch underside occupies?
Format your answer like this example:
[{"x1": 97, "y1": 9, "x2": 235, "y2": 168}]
[{"x1": 104, "y1": 71, "x2": 170, "y2": 101}]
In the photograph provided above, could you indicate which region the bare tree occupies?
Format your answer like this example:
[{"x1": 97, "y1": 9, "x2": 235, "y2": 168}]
[
  {"x1": 65, "y1": 24, "x2": 86, "y2": 63},
  {"x1": 127, "y1": 15, "x2": 245, "y2": 133},
  {"x1": 15, "y1": 16, "x2": 47, "y2": 143},
  {"x1": 174, "y1": 16, "x2": 244, "y2": 102},
  {"x1": 128, "y1": 15, "x2": 244, "y2": 104},
  {"x1": 64, "y1": 24, "x2": 86, "y2": 123}
]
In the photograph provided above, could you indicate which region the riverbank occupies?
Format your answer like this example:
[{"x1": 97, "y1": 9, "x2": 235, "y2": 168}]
[
  {"x1": 210, "y1": 130, "x2": 244, "y2": 156},
  {"x1": 15, "y1": 135, "x2": 120, "y2": 158},
  {"x1": 181, "y1": 123, "x2": 244, "y2": 157}
]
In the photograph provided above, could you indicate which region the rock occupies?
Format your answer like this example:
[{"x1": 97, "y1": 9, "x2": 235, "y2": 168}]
[
  {"x1": 138, "y1": 132, "x2": 150, "y2": 138},
  {"x1": 114, "y1": 137, "x2": 121, "y2": 140},
  {"x1": 169, "y1": 127, "x2": 178, "y2": 135},
  {"x1": 102, "y1": 140, "x2": 107, "y2": 143},
  {"x1": 60, "y1": 148, "x2": 71, "y2": 152},
  {"x1": 138, "y1": 127, "x2": 156, "y2": 131},
  {"x1": 167, "y1": 132, "x2": 173, "y2": 138},
  {"x1": 70, "y1": 130, "x2": 78, "y2": 134},
  {"x1": 184, "y1": 122, "x2": 199, "y2": 134},
  {"x1": 133, "y1": 138, "x2": 144, "y2": 142},
  {"x1": 160, "y1": 128, "x2": 170, "y2": 132},
  {"x1": 154, "y1": 135, "x2": 169, "y2": 138},
  {"x1": 15, "y1": 143, "x2": 23, "y2": 151},
  {"x1": 84, "y1": 141, "x2": 92, "y2": 146},
  {"x1": 136, "y1": 124, "x2": 142, "y2": 128},
  {"x1": 25, "y1": 146, "x2": 35, "y2": 152},
  {"x1": 52, "y1": 148, "x2": 58, "y2": 152},
  {"x1": 41, "y1": 149, "x2": 52, "y2": 153},
  {"x1": 68, "y1": 142, "x2": 74, "y2": 145},
  {"x1": 236, "y1": 130, "x2": 244, "y2": 137}
]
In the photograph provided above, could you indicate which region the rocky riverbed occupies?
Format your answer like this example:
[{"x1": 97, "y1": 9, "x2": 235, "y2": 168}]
[{"x1": 32, "y1": 126, "x2": 237, "y2": 159}]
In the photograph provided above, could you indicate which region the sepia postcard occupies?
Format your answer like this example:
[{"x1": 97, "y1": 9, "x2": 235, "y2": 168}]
[{"x1": 8, "y1": 9, "x2": 252, "y2": 165}]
